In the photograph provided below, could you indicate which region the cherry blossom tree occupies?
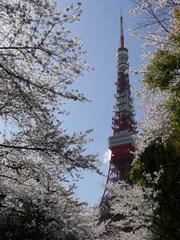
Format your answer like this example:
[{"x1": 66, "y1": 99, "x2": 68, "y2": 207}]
[
  {"x1": 0, "y1": 0, "x2": 99, "y2": 239},
  {"x1": 94, "y1": 182, "x2": 153, "y2": 240}
]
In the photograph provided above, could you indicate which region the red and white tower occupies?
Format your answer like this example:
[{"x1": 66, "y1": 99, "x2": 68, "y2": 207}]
[{"x1": 102, "y1": 16, "x2": 136, "y2": 202}]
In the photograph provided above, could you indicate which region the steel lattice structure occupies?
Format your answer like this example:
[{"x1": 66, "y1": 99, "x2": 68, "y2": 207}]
[{"x1": 101, "y1": 16, "x2": 136, "y2": 203}]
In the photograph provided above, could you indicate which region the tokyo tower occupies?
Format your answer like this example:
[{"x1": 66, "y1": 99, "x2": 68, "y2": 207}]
[{"x1": 101, "y1": 15, "x2": 136, "y2": 203}]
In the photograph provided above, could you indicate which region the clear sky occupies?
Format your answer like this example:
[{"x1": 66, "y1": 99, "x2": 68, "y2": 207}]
[{"x1": 58, "y1": 0, "x2": 144, "y2": 206}]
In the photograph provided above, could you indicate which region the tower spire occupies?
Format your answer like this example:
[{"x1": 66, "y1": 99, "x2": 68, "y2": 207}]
[{"x1": 120, "y1": 12, "x2": 124, "y2": 48}]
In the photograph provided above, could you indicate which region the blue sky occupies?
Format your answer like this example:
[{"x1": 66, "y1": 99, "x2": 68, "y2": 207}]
[{"x1": 58, "y1": 0, "x2": 144, "y2": 205}]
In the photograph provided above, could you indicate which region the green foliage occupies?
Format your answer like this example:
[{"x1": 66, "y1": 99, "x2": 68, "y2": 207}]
[
  {"x1": 144, "y1": 50, "x2": 180, "y2": 91},
  {"x1": 153, "y1": 144, "x2": 180, "y2": 240},
  {"x1": 143, "y1": 47, "x2": 180, "y2": 140},
  {"x1": 166, "y1": 94, "x2": 180, "y2": 148},
  {"x1": 171, "y1": 7, "x2": 180, "y2": 45},
  {"x1": 129, "y1": 160, "x2": 144, "y2": 186},
  {"x1": 130, "y1": 141, "x2": 177, "y2": 184},
  {"x1": 143, "y1": 28, "x2": 180, "y2": 152},
  {"x1": 130, "y1": 140, "x2": 180, "y2": 239}
]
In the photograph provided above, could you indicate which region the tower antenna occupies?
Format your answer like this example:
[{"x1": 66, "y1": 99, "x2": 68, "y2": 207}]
[{"x1": 120, "y1": 10, "x2": 124, "y2": 48}]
